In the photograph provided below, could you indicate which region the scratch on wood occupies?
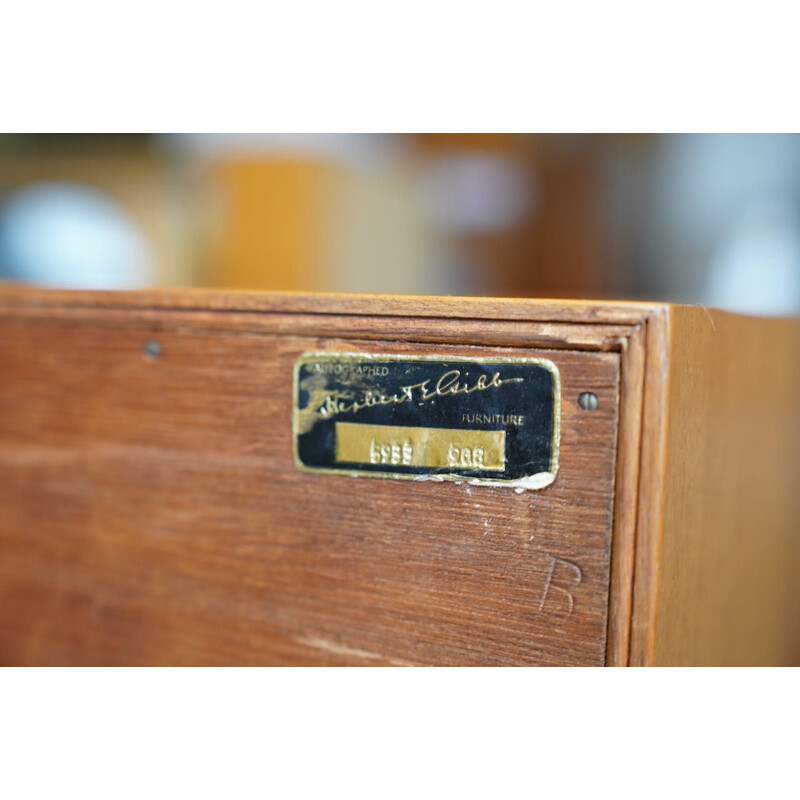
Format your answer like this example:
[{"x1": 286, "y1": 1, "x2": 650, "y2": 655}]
[
  {"x1": 297, "y1": 636, "x2": 415, "y2": 666},
  {"x1": 539, "y1": 556, "x2": 583, "y2": 615},
  {"x1": 692, "y1": 303, "x2": 717, "y2": 331}
]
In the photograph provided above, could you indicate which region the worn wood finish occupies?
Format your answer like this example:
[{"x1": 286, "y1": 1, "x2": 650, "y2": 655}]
[
  {"x1": 0, "y1": 285, "x2": 660, "y2": 325},
  {"x1": 0, "y1": 304, "x2": 635, "y2": 353},
  {"x1": 1, "y1": 288, "x2": 798, "y2": 665}
]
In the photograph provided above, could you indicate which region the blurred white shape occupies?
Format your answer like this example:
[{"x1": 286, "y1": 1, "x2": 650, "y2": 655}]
[
  {"x1": 422, "y1": 154, "x2": 532, "y2": 234},
  {"x1": 643, "y1": 134, "x2": 800, "y2": 305},
  {"x1": 707, "y1": 205, "x2": 800, "y2": 315},
  {"x1": 0, "y1": 183, "x2": 155, "y2": 288}
]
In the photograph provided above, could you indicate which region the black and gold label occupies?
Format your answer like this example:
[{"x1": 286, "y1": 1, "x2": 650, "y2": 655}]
[{"x1": 292, "y1": 353, "x2": 561, "y2": 491}]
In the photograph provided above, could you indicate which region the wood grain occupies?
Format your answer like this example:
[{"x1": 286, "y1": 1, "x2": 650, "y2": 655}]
[
  {"x1": 0, "y1": 309, "x2": 621, "y2": 666},
  {"x1": 605, "y1": 322, "x2": 646, "y2": 666},
  {"x1": 0, "y1": 285, "x2": 661, "y2": 325},
  {"x1": 0, "y1": 304, "x2": 635, "y2": 353},
  {"x1": 638, "y1": 307, "x2": 800, "y2": 666},
  {"x1": 2, "y1": 289, "x2": 797, "y2": 665}
]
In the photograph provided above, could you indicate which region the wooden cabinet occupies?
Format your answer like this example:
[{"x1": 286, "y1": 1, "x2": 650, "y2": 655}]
[{"x1": 0, "y1": 288, "x2": 797, "y2": 665}]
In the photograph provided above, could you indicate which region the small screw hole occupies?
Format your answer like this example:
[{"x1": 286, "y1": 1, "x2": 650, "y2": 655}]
[
  {"x1": 143, "y1": 339, "x2": 162, "y2": 359},
  {"x1": 578, "y1": 392, "x2": 598, "y2": 411}
]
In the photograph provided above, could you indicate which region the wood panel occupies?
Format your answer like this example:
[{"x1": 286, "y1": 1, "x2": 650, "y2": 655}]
[
  {"x1": 0, "y1": 285, "x2": 660, "y2": 325},
  {"x1": 637, "y1": 307, "x2": 800, "y2": 666},
  {"x1": 0, "y1": 313, "x2": 621, "y2": 666},
  {"x1": 3, "y1": 289, "x2": 798, "y2": 665}
]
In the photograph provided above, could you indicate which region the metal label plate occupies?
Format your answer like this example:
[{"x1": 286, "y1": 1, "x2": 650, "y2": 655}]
[{"x1": 292, "y1": 352, "x2": 561, "y2": 491}]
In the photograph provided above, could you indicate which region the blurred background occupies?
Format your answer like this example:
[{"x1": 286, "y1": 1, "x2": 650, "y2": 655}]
[{"x1": 1, "y1": 133, "x2": 799, "y2": 314}]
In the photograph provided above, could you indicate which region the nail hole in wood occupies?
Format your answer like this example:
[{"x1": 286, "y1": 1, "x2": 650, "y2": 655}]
[{"x1": 143, "y1": 339, "x2": 162, "y2": 359}]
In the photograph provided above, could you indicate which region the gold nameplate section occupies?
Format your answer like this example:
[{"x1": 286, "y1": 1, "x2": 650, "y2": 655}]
[{"x1": 335, "y1": 422, "x2": 506, "y2": 471}]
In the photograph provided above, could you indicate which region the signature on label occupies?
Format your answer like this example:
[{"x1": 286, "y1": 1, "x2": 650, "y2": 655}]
[{"x1": 318, "y1": 369, "x2": 523, "y2": 418}]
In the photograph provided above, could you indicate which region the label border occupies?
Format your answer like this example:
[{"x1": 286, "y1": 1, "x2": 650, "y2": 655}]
[{"x1": 291, "y1": 351, "x2": 561, "y2": 490}]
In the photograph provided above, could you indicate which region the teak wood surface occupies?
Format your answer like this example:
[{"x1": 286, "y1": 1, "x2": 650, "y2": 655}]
[{"x1": 0, "y1": 287, "x2": 797, "y2": 666}]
